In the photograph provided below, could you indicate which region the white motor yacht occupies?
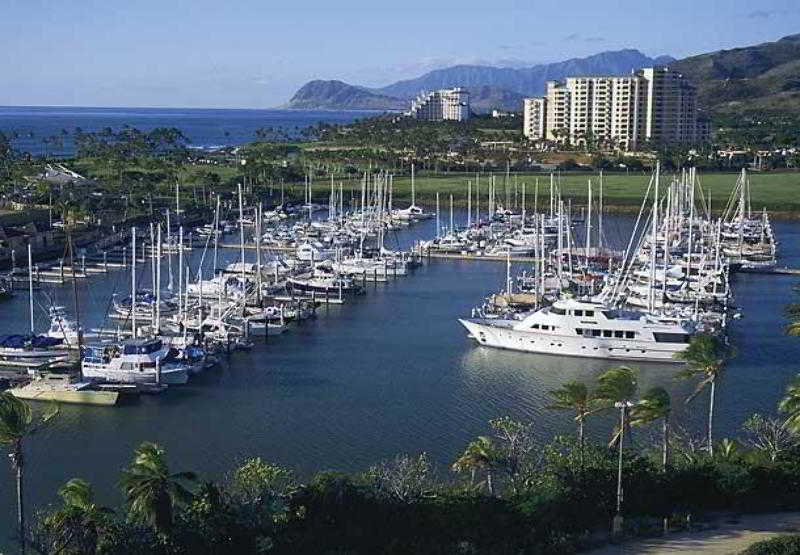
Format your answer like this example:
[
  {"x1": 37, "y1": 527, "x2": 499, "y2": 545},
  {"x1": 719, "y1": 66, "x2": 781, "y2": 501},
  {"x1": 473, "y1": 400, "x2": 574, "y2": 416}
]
[{"x1": 459, "y1": 297, "x2": 694, "y2": 363}]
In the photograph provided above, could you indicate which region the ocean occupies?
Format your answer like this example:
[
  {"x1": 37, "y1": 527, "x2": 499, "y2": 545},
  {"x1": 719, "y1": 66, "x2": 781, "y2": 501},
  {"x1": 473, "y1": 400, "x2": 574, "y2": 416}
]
[{"x1": 0, "y1": 106, "x2": 380, "y2": 156}]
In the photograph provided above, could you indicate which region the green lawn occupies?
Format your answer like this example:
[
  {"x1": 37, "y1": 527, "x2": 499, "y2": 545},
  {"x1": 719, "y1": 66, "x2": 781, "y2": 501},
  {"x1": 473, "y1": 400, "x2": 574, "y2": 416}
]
[{"x1": 308, "y1": 171, "x2": 800, "y2": 213}]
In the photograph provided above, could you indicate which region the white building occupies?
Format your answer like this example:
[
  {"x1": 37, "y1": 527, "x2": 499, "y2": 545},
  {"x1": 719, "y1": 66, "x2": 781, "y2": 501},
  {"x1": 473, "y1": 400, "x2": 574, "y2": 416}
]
[
  {"x1": 522, "y1": 98, "x2": 547, "y2": 140},
  {"x1": 522, "y1": 67, "x2": 708, "y2": 149},
  {"x1": 408, "y1": 88, "x2": 470, "y2": 121}
]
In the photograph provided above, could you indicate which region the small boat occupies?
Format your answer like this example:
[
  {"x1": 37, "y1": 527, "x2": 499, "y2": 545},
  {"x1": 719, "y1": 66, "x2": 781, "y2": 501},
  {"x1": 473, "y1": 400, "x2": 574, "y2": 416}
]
[
  {"x1": 0, "y1": 335, "x2": 71, "y2": 369},
  {"x1": 287, "y1": 274, "x2": 364, "y2": 296},
  {"x1": 112, "y1": 290, "x2": 179, "y2": 318},
  {"x1": 81, "y1": 338, "x2": 190, "y2": 385},
  {"x1": 8, "y1": 372, "x2": 119, "y2": 406},
  {"x1": 46, "y1": 306, "x2": 99, "y2": 349}
]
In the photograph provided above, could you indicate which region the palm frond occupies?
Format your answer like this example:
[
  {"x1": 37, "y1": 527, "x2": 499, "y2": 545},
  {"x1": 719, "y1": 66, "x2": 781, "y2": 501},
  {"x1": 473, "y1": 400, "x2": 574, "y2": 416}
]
[
  {"x1": 594, "y1": 366, "x2": 638, "y2": 404},
  {"x1": 0, "y1": 392, "x2": 32, "y2": 444}
]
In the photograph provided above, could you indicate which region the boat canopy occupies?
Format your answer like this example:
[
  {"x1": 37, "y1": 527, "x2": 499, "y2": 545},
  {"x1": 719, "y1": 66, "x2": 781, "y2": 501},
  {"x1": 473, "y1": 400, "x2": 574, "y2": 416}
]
[
  {"x1": 122, "y1": 339, "x2": 164, "y2": 355},
  {"x1": 0, "y1": 335, "x2": 64, "y2": 348}
]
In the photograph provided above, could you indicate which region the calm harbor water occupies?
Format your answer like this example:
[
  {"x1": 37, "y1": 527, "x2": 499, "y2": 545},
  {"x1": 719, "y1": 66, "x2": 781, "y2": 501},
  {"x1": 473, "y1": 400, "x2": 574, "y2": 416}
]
[
  {"x1": 0, "y1": 106, "x2": 379, "y2": 156},
  {"x1": 1, "y1": 214, "x2": 800, "y2": 544}
]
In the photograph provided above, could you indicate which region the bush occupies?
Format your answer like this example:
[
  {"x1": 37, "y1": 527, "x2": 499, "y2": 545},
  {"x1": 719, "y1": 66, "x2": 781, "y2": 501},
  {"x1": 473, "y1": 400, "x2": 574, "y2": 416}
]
[{"x1": 740, "y1": 534, "x2": 800, "y2": 555}]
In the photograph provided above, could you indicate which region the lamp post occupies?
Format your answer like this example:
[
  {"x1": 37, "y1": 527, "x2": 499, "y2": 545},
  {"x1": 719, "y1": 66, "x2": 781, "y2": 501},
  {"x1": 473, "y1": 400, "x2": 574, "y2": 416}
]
[{"x1": 613, "y1": 400, "x2": 635, "y2": 537}]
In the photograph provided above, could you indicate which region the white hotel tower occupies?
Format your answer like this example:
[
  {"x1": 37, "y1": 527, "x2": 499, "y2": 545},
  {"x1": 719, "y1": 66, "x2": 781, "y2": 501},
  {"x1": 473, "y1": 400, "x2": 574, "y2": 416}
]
[
  {"x1": 523, "y1": 67, "x2": 709, "y2": 149},
  {"x1": 408, "y1": 88, "x2": 471, "y2": 121}
]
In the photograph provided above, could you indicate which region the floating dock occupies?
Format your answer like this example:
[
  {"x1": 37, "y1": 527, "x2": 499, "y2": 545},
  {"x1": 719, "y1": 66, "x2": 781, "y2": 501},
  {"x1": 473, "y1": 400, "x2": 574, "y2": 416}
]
[{"x1": 424, "y1": 252, "x2": 540, "y2": 263}]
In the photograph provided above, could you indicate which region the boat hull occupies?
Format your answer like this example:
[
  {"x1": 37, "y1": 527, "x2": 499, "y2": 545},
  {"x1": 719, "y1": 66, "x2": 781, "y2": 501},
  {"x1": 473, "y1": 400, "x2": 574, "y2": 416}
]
[
  {"x1": 458, "y1": 319, "x2": 687, "y2": 363},
  {"x1": 9, "y1": 387, "x2": 119, "y2": 406},
  {"x1": 82, "y1": 365, "x2": 189, "y2": 385}
]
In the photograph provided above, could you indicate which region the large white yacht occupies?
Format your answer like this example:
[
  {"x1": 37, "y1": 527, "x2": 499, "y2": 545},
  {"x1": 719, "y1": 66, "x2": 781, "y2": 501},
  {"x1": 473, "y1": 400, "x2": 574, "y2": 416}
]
[{"x1": 459, "y1": 297, "x2": 693, "y2": 363}]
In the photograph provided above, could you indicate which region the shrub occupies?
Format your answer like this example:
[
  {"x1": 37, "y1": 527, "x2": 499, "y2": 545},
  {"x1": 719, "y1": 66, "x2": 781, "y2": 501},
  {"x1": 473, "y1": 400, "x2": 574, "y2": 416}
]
[{"x1": 740, "y1": 534, "x2": 800, "y2": 555}]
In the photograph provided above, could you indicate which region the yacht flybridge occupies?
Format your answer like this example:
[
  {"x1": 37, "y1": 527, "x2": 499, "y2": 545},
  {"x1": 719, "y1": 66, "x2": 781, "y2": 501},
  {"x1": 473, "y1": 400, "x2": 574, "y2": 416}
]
[{"x1": 460, "y1": 297, "x2": 692, "y2": 363}]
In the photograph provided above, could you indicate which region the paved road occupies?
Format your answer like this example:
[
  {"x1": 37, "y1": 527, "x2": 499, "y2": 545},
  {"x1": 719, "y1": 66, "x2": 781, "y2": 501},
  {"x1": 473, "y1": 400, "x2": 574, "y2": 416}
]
[{"x1": 586, "y1": 513, "x2": 800, "y2": 554}]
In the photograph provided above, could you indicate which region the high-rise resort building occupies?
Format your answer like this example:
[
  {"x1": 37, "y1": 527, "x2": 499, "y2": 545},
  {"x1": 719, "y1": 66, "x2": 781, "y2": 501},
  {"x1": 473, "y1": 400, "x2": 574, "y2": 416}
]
[
  {"x1": 408, "y1": 88, "x2": 471, "y2": 121},
  {"x1": 522, "y1": 67, "x2": 708, "y2": 150}
]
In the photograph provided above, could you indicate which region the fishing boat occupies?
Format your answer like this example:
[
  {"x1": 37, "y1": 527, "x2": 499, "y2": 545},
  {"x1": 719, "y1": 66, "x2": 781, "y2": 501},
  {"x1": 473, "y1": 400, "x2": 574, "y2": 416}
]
[
  {"x1": 459, "y1": 297, "x2": 693, "y2": 363},
  {"x1": 81, "y1": 338, "x2": 190, "y2": 385},
  {"x1": 46, "y1": 306, "x2": 99, "y2": 348},
  {"x1": 8, "y1": 373, "x2": 119, "y2": 406}
]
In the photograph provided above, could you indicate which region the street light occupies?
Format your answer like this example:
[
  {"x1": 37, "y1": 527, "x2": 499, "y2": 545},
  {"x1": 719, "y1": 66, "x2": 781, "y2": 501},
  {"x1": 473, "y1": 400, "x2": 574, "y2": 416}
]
[{"x1": 613, "y1": 400, "x2": 635, "y2": 537}]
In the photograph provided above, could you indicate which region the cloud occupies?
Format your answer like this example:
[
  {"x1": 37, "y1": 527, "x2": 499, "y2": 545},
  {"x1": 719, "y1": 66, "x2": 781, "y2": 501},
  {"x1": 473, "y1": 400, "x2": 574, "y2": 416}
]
[
  {"x1": 563, "y1": 33, "x2": 605, "y2": 44},
  {"x1": 746, "y1": 9, "x2": 800, "y2": 19}
]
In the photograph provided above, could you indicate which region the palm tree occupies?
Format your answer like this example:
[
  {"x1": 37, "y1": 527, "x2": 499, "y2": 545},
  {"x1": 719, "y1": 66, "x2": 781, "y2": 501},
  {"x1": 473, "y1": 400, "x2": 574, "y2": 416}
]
[
  {"x1": 451, "y1": 436, "x2": 498, "y2": 495},
  {"x1": 594, "y1": 366, "x2": 638, "y2": 445},
  {"x1": 785, "y1": 301, "x2": 800, "y2": 336},
  {"x1": 631, "y1": 387, "x2": 671, "y2": 533},
  {"x1": 779, "y1": 375, "x2": 800, "y2": 433},
  {"x1": 630, "y1": 387, "x2": 672, "y2": 470},
  {"x1": 594, "y1": 366, "x2": 637, "y2": 534},
  {"x1": 675, "y1": 334, "x2": 733, "y2": 456},
  {"x1": 43, "y1": 478, "x2": 113, "y2": 553},
  {"x1": 0, "y1": 393, "x2": 57, "y2": 554},
  {"x1": 547, "y1": 380, "x2": 599, "y2": 463},
  {"x1": 120, "y1": 442, "x2": 196, "y2": 537}
]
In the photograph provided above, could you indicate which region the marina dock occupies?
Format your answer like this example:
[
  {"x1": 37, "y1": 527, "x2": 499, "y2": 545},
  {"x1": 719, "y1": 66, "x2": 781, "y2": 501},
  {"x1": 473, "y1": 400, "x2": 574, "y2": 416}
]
[{"x1": 424, "y1": 252, "x2": 540, "y2": 263}]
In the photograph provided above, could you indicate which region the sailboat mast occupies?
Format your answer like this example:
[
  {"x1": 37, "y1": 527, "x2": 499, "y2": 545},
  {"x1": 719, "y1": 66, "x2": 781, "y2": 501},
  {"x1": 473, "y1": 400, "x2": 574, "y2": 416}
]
[
  {"x1": 238, "y1": 182, "x2": 246, "y2": 290},
  {"x1": 156, "y1": 225, "x2": 161, "y2": 333},
  {"x1": 449, "y1": 194, "x2": 454, "y2": 234},
  {"x1": 28, "y1": 243, "x2": 34, "y2": 333},
  {"x1": 586, "y1": 179, "x2": 592, "y2": 257},
  {"x1": 411, "y1": 163, "x2": 415, "y2": 206},
  {"x1": 131, "y1": 228, "x2": 137, "y2": 338},
  {"x1": 67, "y1": 228, "x2": 83, "y2": 375},
  {"x1": 213, "y1": 196, "x2": 220, "y2": 272},
  {"x1": 598, "y1": 170, "x2": 604, "y2": 251},
  {"x1": 178, "y1": 226, "x2": 184, "y2": 323},
  {"x1": 467, "y1": 181, "x2": 472, "y2": 229},
  {"x1": 436, "y1": 192, "x2": 440, "y2": 239},
  {"x1": 649, "y1": 162, "x2": 660, "y2": 313},
  {"x1": 256, "y1": 203, "x2": 263, "y2": 305}
]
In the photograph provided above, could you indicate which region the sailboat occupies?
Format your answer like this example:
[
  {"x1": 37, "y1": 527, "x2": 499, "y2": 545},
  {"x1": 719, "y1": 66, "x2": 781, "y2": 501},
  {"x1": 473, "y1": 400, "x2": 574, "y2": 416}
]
[
  {"x1": 0, "y1": 245, "x2": 70, "y2": 369},
  {"x1": 393, "y1": 164, "x2": 433, "y2": 221}
]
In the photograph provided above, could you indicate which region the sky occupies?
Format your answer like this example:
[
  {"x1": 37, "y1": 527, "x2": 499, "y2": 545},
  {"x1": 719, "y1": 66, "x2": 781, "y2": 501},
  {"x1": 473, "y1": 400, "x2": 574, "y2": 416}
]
[{"x1": 1, "y1": 0, "x2": 799, "y2": 109}]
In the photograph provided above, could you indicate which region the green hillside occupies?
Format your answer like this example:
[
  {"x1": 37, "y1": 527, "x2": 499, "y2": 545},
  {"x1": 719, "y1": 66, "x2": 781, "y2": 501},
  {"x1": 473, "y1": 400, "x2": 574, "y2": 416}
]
[{"x1": 673, "y1": 33, "x2": 800, "y2": 113}]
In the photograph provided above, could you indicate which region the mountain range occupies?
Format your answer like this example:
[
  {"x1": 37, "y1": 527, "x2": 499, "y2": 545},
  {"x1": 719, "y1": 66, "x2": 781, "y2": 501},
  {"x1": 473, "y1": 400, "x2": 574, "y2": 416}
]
[
  {"x1": 285, "y1": 33, "x2": 800, "y2": 114},
  {"x1": 285, "y1": 49, "x2": 673, "y2": 113}
]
